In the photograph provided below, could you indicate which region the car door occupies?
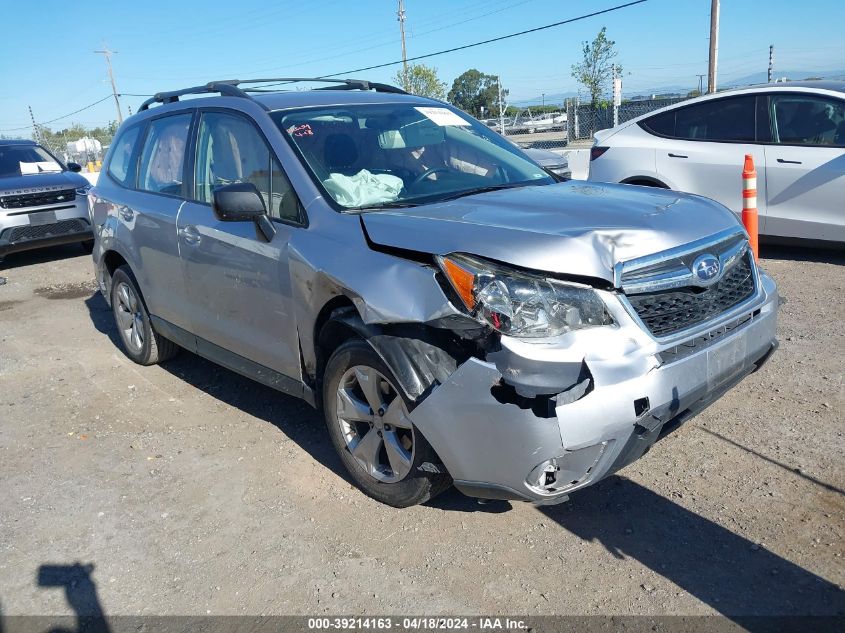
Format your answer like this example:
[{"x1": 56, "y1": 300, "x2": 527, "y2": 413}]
[
  {"x1": 653, "y1": 95, "x2": 767, "y2": 224},
  {"x1": 177, "y1": 109, "x2": 305, "y2": 380},
  {"x1": 763, "y1": 92, "x2": 845, "y2": 242},
  {"x1": 121, "y1": 111, "x2": 194, "y2": 329}
]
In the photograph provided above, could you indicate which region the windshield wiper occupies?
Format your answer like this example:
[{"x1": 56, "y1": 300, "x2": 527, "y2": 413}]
[
  {"x1": 351, "y1": 200, "x2": 421, "y2": 211},
  {"x1": 435, "y1": 182, "x2": 528, "y2": 202}
]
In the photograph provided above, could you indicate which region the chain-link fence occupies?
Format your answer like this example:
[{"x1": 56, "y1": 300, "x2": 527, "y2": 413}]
[{"x1": 499, "y1": 96, "x2": 689, "y2": 152}]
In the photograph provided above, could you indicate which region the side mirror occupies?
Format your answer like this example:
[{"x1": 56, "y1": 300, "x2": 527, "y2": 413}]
[
  {"x1": 212, "y1": 182, "x2": 266, "y2": 221},
  {"x1": 67, "y1": 162, "x2": 82, "y2": 173},
  {"x1": 212, "y1": 182, "x2": 276, "y2": 242}
]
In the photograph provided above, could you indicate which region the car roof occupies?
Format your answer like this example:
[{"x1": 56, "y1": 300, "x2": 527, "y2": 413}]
[
  {"x1": 619, "y1": 80, "x2": 845, "y2": 129},
  {"x1": 253, "y1": 89, "x2": 442, "y2": 111},
  {"x1": 717, "y1": 80, "x2": 845, "y2": 95},
  {"x1": 0, "y1": 139, "x2": 37, "y2": 147}
]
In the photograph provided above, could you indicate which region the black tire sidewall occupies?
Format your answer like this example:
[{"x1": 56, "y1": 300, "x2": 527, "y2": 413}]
[
  {"x1": 322, "y1": 338, "x2": 448, "y2": 507},
  {"x1": 110, "y1": 267, "x2": 154, "y2": 365}
]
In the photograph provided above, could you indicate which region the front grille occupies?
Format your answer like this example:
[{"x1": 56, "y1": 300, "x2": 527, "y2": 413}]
[
  {"x1": 0, "y1": 188, "x2": 76, "y2": 209},
  {"x1": 626, "y1": 253, "x2": 756, "y2": 337},
  {"x1": 1, "y1": 219, "x2": 90, "y2": 243}
]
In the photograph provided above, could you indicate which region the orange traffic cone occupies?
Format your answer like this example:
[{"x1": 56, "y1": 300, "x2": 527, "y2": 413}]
[{"x1": 742, "y1": 154, "x2": 759, "y2": 261}]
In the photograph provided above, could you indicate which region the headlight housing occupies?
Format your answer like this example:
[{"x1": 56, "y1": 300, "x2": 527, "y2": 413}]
[
  {"x1": 437, "y1": 253, "x2": 613, "y2": 338},
  {"x1": 76, "y1": 184, "x2": 92, "y2": 196}
]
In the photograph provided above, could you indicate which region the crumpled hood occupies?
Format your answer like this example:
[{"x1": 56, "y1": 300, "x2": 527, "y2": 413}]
[
  {"x1": 0, "y1": 171, "x2": 88, "y2": 196},
  {"x1": 362, "y1": 181, "x2": 743, "y2": 284}
]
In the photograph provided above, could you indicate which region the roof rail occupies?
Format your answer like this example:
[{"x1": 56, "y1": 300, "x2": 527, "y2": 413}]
[{"x1": 138, "y1": 77, "x2": 407, "y2": 111}]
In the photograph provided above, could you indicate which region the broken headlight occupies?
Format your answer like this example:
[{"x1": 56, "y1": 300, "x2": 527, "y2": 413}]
[{"x1": 437, "y1": 253, "x2": 613, "y2": 338}]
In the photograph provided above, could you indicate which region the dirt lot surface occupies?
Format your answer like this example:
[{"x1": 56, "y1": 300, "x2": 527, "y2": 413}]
[{"x1": 1, "y1": 243, "x2": 843, "y2": 619}]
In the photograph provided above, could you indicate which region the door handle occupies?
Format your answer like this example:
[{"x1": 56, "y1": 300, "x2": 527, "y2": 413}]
[
  {"x1": 668, "y1": 153, "x2": 688, "y2": 159},
  {"x1": 118, "y1": 206, "x2": 134, "y2": 221},
  {"x1": 777, "y1": 158, "x2": 802, "y2": 164},
  {"x1": 178, "y1": 225, "x2": 201, "y2": 245}
]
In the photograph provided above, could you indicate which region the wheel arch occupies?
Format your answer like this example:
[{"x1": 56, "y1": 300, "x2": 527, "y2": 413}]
[
  {"x1": 314, "y1": 302, "x2": 467, "y2": 411},
  {"x1": 620, "y1": 175, "x2": 670, "y2": 188},
  {"x1": 98, "y1": 248, "x2": 131, "y2": 305}
]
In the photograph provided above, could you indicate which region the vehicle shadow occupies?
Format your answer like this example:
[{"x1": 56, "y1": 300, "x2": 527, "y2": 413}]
[
  {"x1": 759, "y1": 243, "x2": 845, "y2": 265},
  {"x1": 84, "y1": 293, "x2": 122, "y2": 349},
  {"x1": 158, "y1": 347, "x2": 347, "y2": 479},
  {"x1": 440, "y1": 475, "x2": 845, "y2": 622},
  {"x1": 81, "y1": 292, "x2": 845, "y2": 623},
  {"x1": 93, "y1": 290, "x2": 348, "y2": 485},
  {"x1": 0, "y1": 244, "x2": 88, "y2": 271}
]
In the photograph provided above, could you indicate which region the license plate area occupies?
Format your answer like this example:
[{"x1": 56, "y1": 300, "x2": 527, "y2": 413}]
[
  {"x1": 28, "y1": 210, "x2": 57, "y2": 226},
  {"x1": 706, "y1": 333, "x2": 748, "y2": 390}
]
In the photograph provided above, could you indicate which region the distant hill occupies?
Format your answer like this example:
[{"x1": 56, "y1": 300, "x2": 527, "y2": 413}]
[
  {"x1": 512, "y1": 69, "x2": 845, "y2": 105},
  {"x1": 720, "y1": 69, "x2": 845, "y2": 88}
]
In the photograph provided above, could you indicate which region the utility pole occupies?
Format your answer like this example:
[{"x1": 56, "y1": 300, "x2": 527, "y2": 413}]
[
  {"x1": 542, "y1": 93, "x2": 545, "y2": 107},
  {"x1": 497, "y1": 77, "x2": 505, "y2": 136},
  {"x1": 612, "y1": 65, "x2": 621, "y2": 127},
  {"x1": 28, "y1": 105, "x2": 40, "y2": 142},
  {"x1": 768, "y1": 45, "x2": 775, "y2": 83},
  {"x1": 95, "y1": 47, "x2": 123, "y2": 124},
  {"x1": 707, "y1": 0, "x2": 720, "y2": 93},
  {"x1": 697, "y1": 73, "x2": 706, "y2": 95},
  {"x1": 397, "y1": 1, "x2": 408, "y2": 91}
]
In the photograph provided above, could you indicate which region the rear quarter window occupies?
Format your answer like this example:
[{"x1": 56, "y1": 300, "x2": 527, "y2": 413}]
[
  {"x1": 640, "y1": 110, "x2": 675, "y2": 136},
  {"x1": 106, "y1": 124, "x2": 142, "y2": 187}
]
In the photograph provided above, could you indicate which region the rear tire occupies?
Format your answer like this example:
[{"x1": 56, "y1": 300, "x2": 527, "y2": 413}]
[
  {"x1": 110, "y1": 265, "x2": 179, "y2": 365},
  {"x1": 322, "y1": 338, "x2": 451, "y2": 507}
]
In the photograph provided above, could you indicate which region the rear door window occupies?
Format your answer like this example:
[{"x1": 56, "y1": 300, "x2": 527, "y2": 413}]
[
  {"x1": 674, "y1": 96, "x2": 756, "y2": 142},
  {"x1": 771, "y1": 94, "x2": 845, "y2": 146},
  {"x1": 137, "y1": 113, "x2": 192, "y2": 196},
  {"x1": 641, "y1": 96, "x2": 757, "y2": 142}
]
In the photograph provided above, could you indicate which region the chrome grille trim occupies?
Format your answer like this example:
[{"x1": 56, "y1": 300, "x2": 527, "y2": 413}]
[{"x1": 619, "y1": 229, "x2": 748, "y2": 294}]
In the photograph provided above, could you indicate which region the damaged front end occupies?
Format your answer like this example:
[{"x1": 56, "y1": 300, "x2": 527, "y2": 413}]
[{"x1": 313, "y1": 224, "x2": 779, "y2": 505}]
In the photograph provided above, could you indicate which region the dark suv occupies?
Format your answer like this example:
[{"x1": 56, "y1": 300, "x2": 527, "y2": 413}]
[{"x1": 0, "y1": 139, "x2": 94, "y2": 261}]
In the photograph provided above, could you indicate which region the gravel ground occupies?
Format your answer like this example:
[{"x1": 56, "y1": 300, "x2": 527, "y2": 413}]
[{"x1": 0, "y1": 242, "x2": 843, "y2": 620}]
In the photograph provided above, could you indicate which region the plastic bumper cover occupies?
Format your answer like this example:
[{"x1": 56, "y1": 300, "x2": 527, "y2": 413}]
[{"x1": 408, "y1": 273, "x2": 779, "y2": 503}]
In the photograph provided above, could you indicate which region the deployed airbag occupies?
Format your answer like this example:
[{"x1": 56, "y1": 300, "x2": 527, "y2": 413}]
[{"x1": 323, "y1": 169, "x2": 403, "y2": 207}]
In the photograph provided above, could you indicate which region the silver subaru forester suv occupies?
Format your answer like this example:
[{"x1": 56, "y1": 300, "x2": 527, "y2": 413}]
[{"x1": 89, "y1": 78, "x2": 779, "y2": 507}]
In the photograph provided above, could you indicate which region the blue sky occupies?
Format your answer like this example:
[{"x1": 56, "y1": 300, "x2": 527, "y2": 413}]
[{"x1": 1, "y1": 0, "x2": 843, "y2": 135}]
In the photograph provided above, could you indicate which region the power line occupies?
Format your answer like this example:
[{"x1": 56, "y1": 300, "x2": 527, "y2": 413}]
[
  {"x1": 260, "y1": 0, "x2": 648, "y2": 85},
  {"x1": 0, "y1": 95, "x2": 114, "y2": 132}
]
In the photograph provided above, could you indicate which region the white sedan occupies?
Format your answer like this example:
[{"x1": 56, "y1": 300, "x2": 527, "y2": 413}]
[{"x1": 587, "y1": 81, "x2": 845, "y2": 244}]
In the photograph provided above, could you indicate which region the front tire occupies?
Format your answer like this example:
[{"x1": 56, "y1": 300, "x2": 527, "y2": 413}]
[
  {"x1": 110, "y1": 266, "x2": 179, "y2": 365},
  {"x1": 322, "y1": 339, "x2": 451, "y2": 507}
]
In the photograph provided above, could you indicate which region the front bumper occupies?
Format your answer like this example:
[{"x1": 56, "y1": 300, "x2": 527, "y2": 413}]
[
  {"x1": 0, "y1": 199, "x2": 92, "y2": 258},
  {"x1": 409, "y1": 272, "x2": 779, "y2": 503}
]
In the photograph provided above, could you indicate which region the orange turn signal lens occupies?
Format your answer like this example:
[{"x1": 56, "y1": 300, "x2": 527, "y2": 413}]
[{"x1": 440, "y1": 256, "x2": 476, "y2": 310}]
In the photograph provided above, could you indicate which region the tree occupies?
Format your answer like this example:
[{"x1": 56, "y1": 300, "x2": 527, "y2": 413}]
[
  {"x1": 447, "y1": 69, "x2": 506, "y2": 118},
  {"x1": 571, "y1": 27, "x2": 620, "y2": 109},
  {"x1": 393, "y1": 63, "x2": 447, "y2": 100}
]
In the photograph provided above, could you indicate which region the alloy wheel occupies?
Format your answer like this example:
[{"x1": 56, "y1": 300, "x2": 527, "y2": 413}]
[
  {"x1": 115, "y1": 281, "x2": 144, "y2": 353},
  {"x1": 335, "y1": 365, "x2": 415, "y2": 483}
]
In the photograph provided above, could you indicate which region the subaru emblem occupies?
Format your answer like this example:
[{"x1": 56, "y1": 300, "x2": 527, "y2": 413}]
[{"x1": 692, "y1": 254, "x2": 721, "y2": 284}]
